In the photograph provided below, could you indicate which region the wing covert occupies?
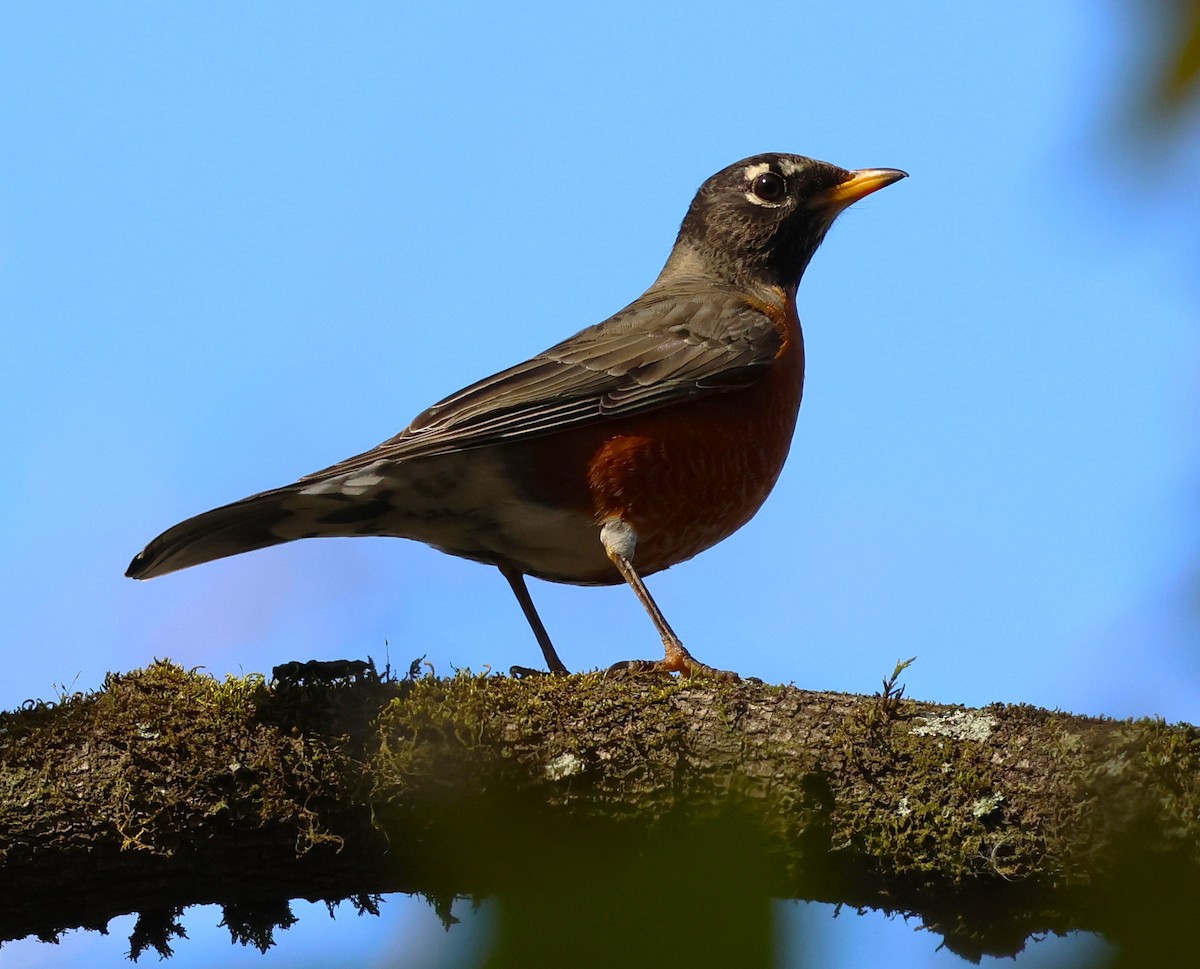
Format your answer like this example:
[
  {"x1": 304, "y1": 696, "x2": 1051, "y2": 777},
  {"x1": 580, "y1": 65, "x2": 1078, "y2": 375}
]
[{"x1": 302, "y1": 288, "x2": 785, "y2": 480}]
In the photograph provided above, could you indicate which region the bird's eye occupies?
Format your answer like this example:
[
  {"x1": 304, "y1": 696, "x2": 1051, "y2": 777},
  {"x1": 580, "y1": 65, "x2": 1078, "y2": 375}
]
[{"x1": 751, "y1": 171, "x2": 787, "y2": 203}]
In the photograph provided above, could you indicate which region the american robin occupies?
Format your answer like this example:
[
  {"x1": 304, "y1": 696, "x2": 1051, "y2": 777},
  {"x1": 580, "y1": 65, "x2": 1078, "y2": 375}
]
[{"x1": 127, "y1": 152, "x2": 905, "y2": 679}]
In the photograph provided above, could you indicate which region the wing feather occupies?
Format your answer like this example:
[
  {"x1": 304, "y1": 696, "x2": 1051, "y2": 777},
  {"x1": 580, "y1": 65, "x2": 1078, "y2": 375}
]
[{"x1": 302, "y1": 287, "x2": 784, "y2": 480}]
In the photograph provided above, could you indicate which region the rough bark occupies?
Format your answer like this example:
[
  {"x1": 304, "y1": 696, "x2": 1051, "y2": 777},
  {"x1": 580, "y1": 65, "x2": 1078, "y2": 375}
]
[{"x1": 0, "y1": 661, "x2": 1197, "y2": 962}]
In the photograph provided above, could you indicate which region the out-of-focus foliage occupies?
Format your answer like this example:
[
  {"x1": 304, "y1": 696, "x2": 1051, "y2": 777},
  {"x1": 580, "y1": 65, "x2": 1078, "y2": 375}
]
[
  {"x1": 1147, "y1": 0, "x2": 1200, "y2": 116},
  {"x1": 1127, "y1": 0, "x2": 1200, "y2": 159}
]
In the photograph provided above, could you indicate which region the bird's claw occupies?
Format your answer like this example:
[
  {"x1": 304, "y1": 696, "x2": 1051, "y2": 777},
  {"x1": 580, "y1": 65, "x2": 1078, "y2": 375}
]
[
  {"x1": 605, "y1": 655, "x2": 740, "y2": 682},
  {"x1": 510, "y1": 665, "x2": 569, "y2": 679}
]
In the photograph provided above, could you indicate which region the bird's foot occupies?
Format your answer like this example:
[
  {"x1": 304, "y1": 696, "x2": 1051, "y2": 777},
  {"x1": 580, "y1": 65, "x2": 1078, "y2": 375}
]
[
  {"x1": 606, "y1": 641, "x2": 739, "y2": 682},
  {"x1": 510, "y1": 665, "x2": 570, "y2": 679}
]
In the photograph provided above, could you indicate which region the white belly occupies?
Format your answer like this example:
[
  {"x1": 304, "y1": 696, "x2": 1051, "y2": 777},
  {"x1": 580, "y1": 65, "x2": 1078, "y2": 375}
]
[{"x1": 294, "y1": 450, "x2": 613, "y2": 583}]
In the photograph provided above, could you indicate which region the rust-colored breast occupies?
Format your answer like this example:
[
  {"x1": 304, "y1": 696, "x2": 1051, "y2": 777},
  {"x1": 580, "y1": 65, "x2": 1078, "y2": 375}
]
[
  {"x1": 585, "y1": 299, "x2": 805, "y2": 574},
  {"x1": 502, "y1": 296, "x2": 806, "y2": 581}
]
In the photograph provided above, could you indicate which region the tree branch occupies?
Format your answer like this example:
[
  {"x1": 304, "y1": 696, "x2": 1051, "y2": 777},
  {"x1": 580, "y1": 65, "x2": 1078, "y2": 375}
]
[{"x1": 1, "y1": 661, "x2": 1196, "y2": 961}]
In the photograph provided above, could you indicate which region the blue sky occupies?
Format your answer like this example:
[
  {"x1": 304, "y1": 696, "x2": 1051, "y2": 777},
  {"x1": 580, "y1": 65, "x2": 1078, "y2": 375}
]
[{"x1": 2, "y1": 3, "x2": 1197, "y2": 967}]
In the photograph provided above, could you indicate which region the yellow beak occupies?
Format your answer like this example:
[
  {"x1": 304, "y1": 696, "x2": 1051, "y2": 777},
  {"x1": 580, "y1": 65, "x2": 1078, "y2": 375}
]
[{"x1": 809, "y1": 168, "x2": 908, "y2": 210}]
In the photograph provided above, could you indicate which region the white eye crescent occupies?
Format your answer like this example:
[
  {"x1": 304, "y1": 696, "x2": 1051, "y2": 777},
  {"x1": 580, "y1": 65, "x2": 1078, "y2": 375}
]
[
  {"x1": 743, "y1": 164, "x2": 787, "y2": 207},
  {"x1": 751, "y1": 171, "x2": 786, "y2": 202}
]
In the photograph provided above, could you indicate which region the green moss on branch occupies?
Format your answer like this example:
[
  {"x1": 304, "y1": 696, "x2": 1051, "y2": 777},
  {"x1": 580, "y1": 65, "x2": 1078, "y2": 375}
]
[{"x1": 1, "y1": 661, "x2": 1197, "y2": 961}]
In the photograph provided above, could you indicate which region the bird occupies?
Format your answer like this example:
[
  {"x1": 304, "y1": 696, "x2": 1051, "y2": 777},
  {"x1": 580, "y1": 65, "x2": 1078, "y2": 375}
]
[{"x1": 126, "y1": 152, "x2": 905, "y2": 679}]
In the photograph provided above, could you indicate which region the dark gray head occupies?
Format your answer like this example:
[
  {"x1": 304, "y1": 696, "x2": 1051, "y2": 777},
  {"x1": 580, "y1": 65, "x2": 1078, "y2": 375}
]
[{"x1": 661, "y1": 152, "x2": 906, "y2": 293}]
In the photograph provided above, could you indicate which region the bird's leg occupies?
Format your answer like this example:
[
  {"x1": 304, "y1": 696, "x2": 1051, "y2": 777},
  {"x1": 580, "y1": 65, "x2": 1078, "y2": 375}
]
[
  {"x1": 499, "y1": 565, "x2": 570, "y2": 675},
  {"x1": 600, "y1": 520, "x2": 738, "y2": 681}
]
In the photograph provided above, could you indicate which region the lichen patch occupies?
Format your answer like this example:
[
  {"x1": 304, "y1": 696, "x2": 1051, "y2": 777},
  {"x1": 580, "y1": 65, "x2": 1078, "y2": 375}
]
[{"x1": 911, "y1": 711, "x2": 998, "y2": 742}]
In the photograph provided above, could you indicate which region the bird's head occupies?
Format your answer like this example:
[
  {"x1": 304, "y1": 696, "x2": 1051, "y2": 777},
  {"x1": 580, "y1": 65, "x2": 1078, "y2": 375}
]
[{"x1": 661, "y1": 152, "x2": 906, "y2": 294}]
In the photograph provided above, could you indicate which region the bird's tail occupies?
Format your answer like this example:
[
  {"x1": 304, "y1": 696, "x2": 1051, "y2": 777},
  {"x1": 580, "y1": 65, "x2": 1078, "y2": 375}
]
[
  {"x1": 126, "y1": 486, "x2": 303, "y2": 579},
  {"x1": 126, "y1": 482, "x2": 397, "y2": 580}
]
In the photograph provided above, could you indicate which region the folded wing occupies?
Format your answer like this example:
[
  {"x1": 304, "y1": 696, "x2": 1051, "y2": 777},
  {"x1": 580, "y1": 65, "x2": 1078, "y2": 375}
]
[{"x1": 304, "y1": 287, "x2": 783, "y2": 479}]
